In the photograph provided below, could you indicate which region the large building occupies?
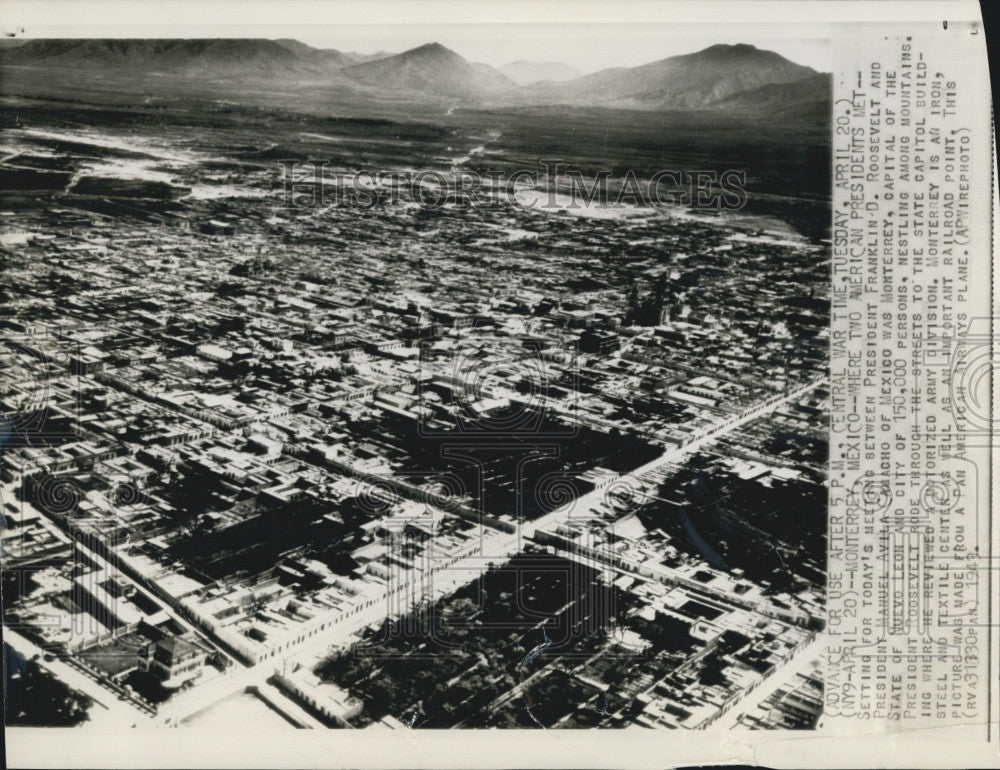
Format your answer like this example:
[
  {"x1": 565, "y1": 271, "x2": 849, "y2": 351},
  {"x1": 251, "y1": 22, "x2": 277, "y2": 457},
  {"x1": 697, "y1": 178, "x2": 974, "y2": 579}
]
[{"x1": 137, "y1": 637, "x2": 207, "y2": 690}]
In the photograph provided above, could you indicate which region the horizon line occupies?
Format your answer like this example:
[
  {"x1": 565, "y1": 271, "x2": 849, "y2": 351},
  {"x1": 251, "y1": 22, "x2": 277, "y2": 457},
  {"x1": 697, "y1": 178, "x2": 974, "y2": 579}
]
[{"x1": 1, "y1": 37, "x2": 828, "y2": 77}]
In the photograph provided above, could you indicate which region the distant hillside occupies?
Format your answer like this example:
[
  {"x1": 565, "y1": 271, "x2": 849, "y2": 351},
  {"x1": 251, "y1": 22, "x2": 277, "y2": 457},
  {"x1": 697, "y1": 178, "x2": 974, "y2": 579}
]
[
  {"x1": 0, "y1": 38, "x2": 303, "y2": 77},
  {"x1": 527, "y1": 43, "x2": 824, "y2": 112},
  {"x1": 272, "y1": 38, "x2": 321, "y2": 57},
  {"x1": 342, "y1": 42, "x2": 516, "y2": 99},
  {"x1": 273, "y1": 39, "x2": 359, "y2": 69},
  {"x1": 712, "y1": 72, "x2": 831, "y2": 120},
  {"x1": 499, "y1": 60, "x2": 582, "y2": 85},
  {"x1": 347, "y1": 50, "x2": 396, "y2": 64}
]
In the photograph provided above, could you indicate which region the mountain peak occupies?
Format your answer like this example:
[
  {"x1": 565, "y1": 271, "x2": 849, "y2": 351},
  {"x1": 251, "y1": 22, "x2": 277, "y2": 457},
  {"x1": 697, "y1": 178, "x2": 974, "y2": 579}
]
[
  {"x1": 402, "y1": 41, "x2": 462, "y2": 60},
  {"x1": 343, "y1": 41, "x2": 514, "y2": 99},
  {"x1": 688, "y1": 42, "x2": 799, "y2": 66},
  {"x1": 706, "y1": 43, "x2": 759, "y2": 53}
]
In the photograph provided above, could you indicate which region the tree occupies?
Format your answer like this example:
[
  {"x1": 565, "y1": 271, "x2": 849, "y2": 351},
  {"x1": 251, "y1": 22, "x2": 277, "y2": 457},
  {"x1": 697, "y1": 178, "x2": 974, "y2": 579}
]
[
  {"x1": 365, "y1": 680, "x2": 393, "y2": 715},
  {"x1": 4, "y1": 655, "x2": 93, "y2": 727}
]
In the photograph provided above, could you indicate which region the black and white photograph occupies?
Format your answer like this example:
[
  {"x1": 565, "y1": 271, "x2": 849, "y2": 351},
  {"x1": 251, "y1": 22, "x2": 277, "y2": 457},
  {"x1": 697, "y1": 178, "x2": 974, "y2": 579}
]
[{"x1": 1, "y1": 1, "x2": 996, "y2": 768}]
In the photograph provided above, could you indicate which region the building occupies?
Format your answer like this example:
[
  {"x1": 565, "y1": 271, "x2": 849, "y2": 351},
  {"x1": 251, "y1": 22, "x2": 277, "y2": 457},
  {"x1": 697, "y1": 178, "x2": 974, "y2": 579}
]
[
  {"x1": 580, "y1": 328, "x2": 619, "y2": 355},
  {"x1": 137, "y1": 637, "x2": 207, "y2": 689}
]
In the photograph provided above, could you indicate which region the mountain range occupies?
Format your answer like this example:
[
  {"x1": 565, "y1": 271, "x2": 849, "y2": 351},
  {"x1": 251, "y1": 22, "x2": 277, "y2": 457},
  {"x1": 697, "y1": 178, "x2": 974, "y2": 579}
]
[
  {"x1": 0, "y1": 38, "x2": 830, "y2": 117},
  {"x1": 526, "y1": 43, "x2": 823, "y2": 111}
]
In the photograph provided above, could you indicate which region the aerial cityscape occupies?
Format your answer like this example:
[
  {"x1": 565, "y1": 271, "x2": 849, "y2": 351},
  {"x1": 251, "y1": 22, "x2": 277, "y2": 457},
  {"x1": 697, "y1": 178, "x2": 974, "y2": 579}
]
[{"x1": 2, "y1": 34, "x2": 831, "y2": 730}]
